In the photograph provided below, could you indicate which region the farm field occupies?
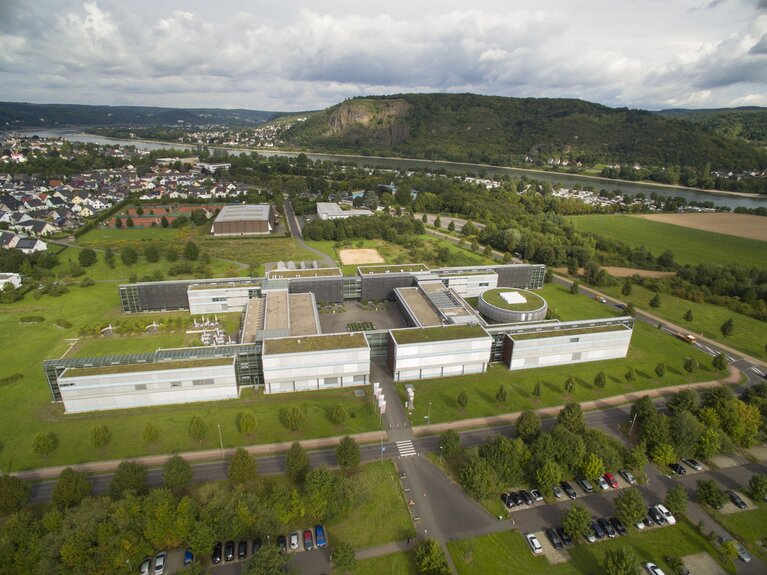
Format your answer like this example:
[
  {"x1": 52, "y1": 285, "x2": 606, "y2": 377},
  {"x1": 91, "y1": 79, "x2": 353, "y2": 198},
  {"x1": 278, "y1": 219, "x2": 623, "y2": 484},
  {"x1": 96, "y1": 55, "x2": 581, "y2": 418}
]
[
  {"x1": 635, "y1": 212, "x2": 767, "y2": 241},
  {"x1": 566, "y1": 214, "x2": 766, "y2": 267},
  {"x1": 397, "y1": 284, "x2": 719, "y2": 426}
]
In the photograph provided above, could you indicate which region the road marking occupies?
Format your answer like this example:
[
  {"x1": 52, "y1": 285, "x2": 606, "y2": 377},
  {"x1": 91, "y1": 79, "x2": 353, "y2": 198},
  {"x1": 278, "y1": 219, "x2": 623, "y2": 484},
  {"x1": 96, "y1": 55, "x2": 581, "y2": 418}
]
[
  {"x1": 750, "y1": 367, "x2": 764, "y2": 376},
  {"x1": 396, "y1": 440, "x2": 417, "y2": 457}
]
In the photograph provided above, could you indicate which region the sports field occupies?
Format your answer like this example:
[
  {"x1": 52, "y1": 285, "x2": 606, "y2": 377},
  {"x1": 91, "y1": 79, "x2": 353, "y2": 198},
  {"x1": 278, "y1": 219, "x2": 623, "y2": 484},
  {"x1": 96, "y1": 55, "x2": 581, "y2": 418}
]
[{"x1": 567, "y1": 215, "x2": 766, "y2": 268}]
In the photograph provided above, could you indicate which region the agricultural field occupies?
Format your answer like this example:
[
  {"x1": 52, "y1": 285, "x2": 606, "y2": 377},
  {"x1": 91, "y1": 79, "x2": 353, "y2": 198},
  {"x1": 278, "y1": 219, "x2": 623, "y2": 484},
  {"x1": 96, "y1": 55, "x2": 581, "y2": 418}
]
[
  {"x1": 398, "y1": 284, "x2": 719, "y2": 426},
  {"x1": 635, "y1": 212, "x2": 767, "y2": 241},
  {"x1": 566, "y1": 214, "x2": 766, "y2": 268}
]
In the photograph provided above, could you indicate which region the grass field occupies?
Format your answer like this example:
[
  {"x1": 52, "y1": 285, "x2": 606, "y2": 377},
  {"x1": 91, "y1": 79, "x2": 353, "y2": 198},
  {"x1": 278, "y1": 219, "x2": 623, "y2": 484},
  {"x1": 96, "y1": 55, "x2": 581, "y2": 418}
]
[
  {"x1": 599, "y1": 282, "x2": 767, "y2": 361},
  {"x1": 351, "y1": 551, "x2": 417, "y2": 575},
  {"x1": 448, "y1": 520, "x2": 732, "y2": 575},
  {"x1": 711, "y1": 502, "x2": 767, "y2": 562},
  {"x1": 398, "y1": 284, "x2": 718, "y2": 426},
  {"x1": 566, "y1": 214, "x2": 766, "y2": 268}
]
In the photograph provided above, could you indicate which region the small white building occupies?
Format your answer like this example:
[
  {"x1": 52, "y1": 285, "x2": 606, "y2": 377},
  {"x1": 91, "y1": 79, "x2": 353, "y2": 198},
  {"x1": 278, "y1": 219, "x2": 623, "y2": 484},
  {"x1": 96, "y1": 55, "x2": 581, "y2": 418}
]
[
  {"x1": 261, "y1": 333, "x2": 371, "y2": 393},
  {"x1": 187, "y1": 281, "x2": 261, "y2": 314},
  {"x1": 316, "y1": 202, "x2": 373, "y2": 220},
  {"x1": 0, "y1": 272, "x2": 22, "y2": 289}
]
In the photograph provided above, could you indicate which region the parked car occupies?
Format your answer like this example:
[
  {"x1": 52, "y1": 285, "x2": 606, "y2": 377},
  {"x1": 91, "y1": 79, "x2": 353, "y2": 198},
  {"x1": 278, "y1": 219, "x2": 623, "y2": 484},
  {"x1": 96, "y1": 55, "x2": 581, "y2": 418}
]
[
  {"x1": 669, "y1": 462, "x2": 687, "y2": 476},
  {"x1": 545, "y1": 528, "x2": 563, "y2": 550},
  {"x1": 303, "y1": 529, "x2": 314, "y2": 551},
  {"x1": 315, "y1": 525, "x2": 327, "y2": 548},
  {"x1": 727, "y1": 490, "x2": 747, "y2": 509},
  {"x1": 597, "y1": 476, "x2": 610, "y2": 490},
  {"x1": 552, "y1": 484, "x2": 563, "y2": 499},
  {"x1": 598, "y1": 518, "x2": 616, "y2": 538},
  {"x1": 530, "y1": 489, "x2": 543, "y2": 502},
  {"x1": 610, "y1": 517, "x2": 627, "y2": 536},
  {"x1": 183, "y1": 548, "x2": 194, "y2": 566},
  {"x1": 556, "y1": 526, "x2": 573, "y2": 546},
  {"x1": 577, "y1": 478, "x2": 594, "y2": 493},
  {"x1": 655, "y1": 504, "x2": 676, "y2": 525},
  {"x1": 634, "y1": 518, "x2": 646, "y2": 530},
  {"x1": 561, "y1": 481, "x2": 577, "y2": 499},
  {"x1": 501, "y1": 493, "x2": 515, "y2": 508},
  {"x1": 520, "y1": 490, "x2": 535, "y2": 506},
  {"x1": 289, "y1": 532, "x2": 299, "y2": 550},
  {"x1": 644, "y1": 509, "x2": 657, "y2": 526},
  {"x1": 591, "y1": 520, "x2": 605, "y2": 540},
  {"x1": 663, "y1": 556, "x2": 690, "y2": 575},
  {"x1": 277, "y1": 535, "x2": 287, "y2": 554},
  {"x1": 224, "y1": 541, "x2": 235, "y2": 562},
  {"x1": 583, "y1": 529, "x2": 596, "y2": 543},
  {"x1": 603, "y1": 472, "x2": 619, "y2": 488},
  {"x1": 645, "y1": 562, "x2": 666, "y2": 575},
  {"x1": 153, "y1": 551, "x2": 167, "y2": 575},
  {"x1": 526, "y1": 533, "x2": 543, "y2": 554},
  {"x1": 719, "y1": 537, "x2": 751, "y2": 563},
  {"x1": 598, "y1": 296, "x2": 607, "y2": 303},
  {"x1": 140, "y1": 557, "x2": 152, "y2": 575},
  {"x1": 252, "y1": 538, "x2": 262, "y2": 554},
  {"x1": 619, "y1": 469, "x2": 637, "y2": 485},
  {"x1": 212, "y1": 543, "x2": 223, "y2": 564},
  {"x1": 512, "y1": 491, "x2": 525, "y2": 506},
  {"x1": 681, "y1": 458, "x2": 702, "y2": 471},
  {"x1": 648, "y1": 507, "x2": 664, "y2": 525},
  {"x1": 237, "y1": 541, "x2": 247, "y2": 559}
]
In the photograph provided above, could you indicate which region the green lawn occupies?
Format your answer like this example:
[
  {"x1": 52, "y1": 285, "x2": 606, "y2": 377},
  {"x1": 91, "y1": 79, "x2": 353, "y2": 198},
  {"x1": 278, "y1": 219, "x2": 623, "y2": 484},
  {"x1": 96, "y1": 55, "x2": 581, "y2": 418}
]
[
  {"x1": 449, "y1": 520, "x2": 733, "y2": 575},
  {"x1": 599, "y1": 282, "x2": 767, "y2": 361},
  {"x1": 328, "y1": 460, "x2": 416, "y2": 549},
  {"x1": 566, "y1": 214, "x2": 766, "y2": 268},
  {"x1": 351, "y1": 551, "x2": 418, "y2": 575},
  {"x1": 77, "y1": 226, "x2": 183, "y2": 242},
  {"x1": 399, "y1": 285, "x2": 718, "y2": 426},
  {"x1": 712, "y1": 502, "x2": 767, "y2": 562}
]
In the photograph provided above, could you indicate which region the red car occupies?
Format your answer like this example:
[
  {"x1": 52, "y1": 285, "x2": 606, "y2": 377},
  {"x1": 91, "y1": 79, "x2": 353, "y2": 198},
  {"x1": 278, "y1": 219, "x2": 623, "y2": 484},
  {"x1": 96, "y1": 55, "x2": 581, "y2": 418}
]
[
  {"x1": 603, "y1": 473, "x2": 619, "y2": 488},
  {"x1": 303, "y1": 529, "x2": 314, "y2": 551}
]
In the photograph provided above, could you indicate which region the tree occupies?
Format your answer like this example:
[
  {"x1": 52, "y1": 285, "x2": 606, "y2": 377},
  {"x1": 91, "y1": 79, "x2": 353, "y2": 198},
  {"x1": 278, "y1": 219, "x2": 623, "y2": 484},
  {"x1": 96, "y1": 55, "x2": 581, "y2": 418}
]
[
  {"x1": 655, "y1": 362, "x2": 666, "y2": 378},
  {"x1": 621, "y1": 279, "x2": 632, "y2": 297},
  {"x1": 649, "y1": 293, "x2": 661, "y2": 308},
  {"x1": 569, "y1": 281, "x2": 580, "y2": 295},
  {"x1": 624, "y1": 368, "x2": 636, "y2": 383},
  {"x1": 683, "y1": 309, "x2": 693, "y2": 322},
  {"x1": 183, "y1": 241, "x2": 199, "y2": 261},
  {"x1": 628, "y1": 442, "x2": 648, "y2": 470},
  {"x1": 457, "y1": 390, "x2": 469, "y2": 410},
  {"x1": 667, "y1": 389, "x2": 697, "y2": 414},
  {"x1": 237, "y1": 411, "x2": 257, "y2": 435},
  {"x1": 0, "y1": 474, "x2": 29, "y2": 516},
  {"x1": 331, "y1": 404, "x2": 347, "y2": 426},
  {"x1": 459, "y1": 457, "x2": 495, "y2": 499},
  {"x1": 532, "y1": 381, "x2": 542, "y2": 399},
  {"x1": 114, "y1": 216, "x2": 123, "y2": 228},
  {"x1": 582, "y1": 452, "x2": 605, "y2": 482},
  {"x1": 336, "y1": 436, "x2": 360, "y2": 473},
  {"x1": 90, "y1": 424, "x2": 111, "y2": 450},
  {"x1": 160, "y1": 215, "x2": 169, "y2": 228},
  {"x1": 331, "y1": 541, "x2": 357, "y2": 574},
  {"x1": 670, "y1": 410, "x2": 704, "y2": 459},
  {"x1": 242, "y1": 545, "x2": 289, "y2": 575},
  {"x1": 433, "y1": 215, "x2": 441, "y2": 228},
  {"x1": 604, "y1": 546, "x2": 640, "y2": 575},
  {"x1": 281, "y1": 406, "x2": 306, "y2": 431},
  {"x1": 594, "y1": 370, "x2": 607, "y2": 388},
  {"x1": 720, "y1": 318, "x2": 734, "y2": 337},
  {"x1": 557, "y1": 402, "x2": 585, "y2": 434},
  {"x1": 126, "y1": 216, "x2": 134, "y2": 227},
  {"x1": 696, "y1": 427, "x2": 721, "y2": 459},
  {"x1": 562, "y1": 503, "x2": 592, "y2": 541},
  {"x1": 683, "y1": 357, "x2": 699, "y2": 376},
  {"x1": 651, "y1": 442, "x2": 676, "y2": 467},
  {"x1": 78, "y1": 248, "x2": 97, "y2": 267},
  {"x1": 285, "y1": 441, "x2": 310, "y2": 483},
  {"x1": 625, "y1": 302, "x2": 636, "y2": 316},
  {"x1": 52, "y1": 467, "x2": 91, "y2": 509},
  {"x1": 144, "y1": 244, "x2": 160, "y2": 263},
  {"x1": 535, "y1": 460, "x2": 563, "y2": 497},
  {"x1": 439, "y1": 429, "x2": 461, "y2": 458},
  {"x1": 421, "y1": 213, "x2": 428, "y2": 223},
  {"x1": 142, "y1": 421, "x2": 160, "y2": 444},
  {"x1": 447, "y1": 220, "x2": 455, "y2": 232},
  {"x1": 516, "y1": 410, "x2": 542, "y2": 443},
  {"x1": 712, "y1": 353, "x2": 728, "y2": 371},
  {"x1": 228, "y1": 447, "x2": 258, "y2": 484},
  {"x1": 104, "y1": 246, "x2": 115, "y2": 267},
  {"x1": 31, "y1": 431, "x2": 57, "y2": 459},
  {"x1": 614, "y1": 488, "x2": 647, "y2": 528},
  {"x1": 748, "y1": 473, "x2": 767, "y2": 502},
  {"x1": 188, "y1": 415, "x2": 208, "y2": 442},
  {"x1": 495, "y1": 384, "x2": 507, "y2": 405},
  {"x1": 163, "y1": 455, "x2": 192, "y2": 496},
  {"x1": 720, "y1": 539, "x2": 738, "y2": 564},
  {"x1": 415, "y1": 538, "x2": 450, "y2": 575},
  {"x1": 120, "y1": 246, "x2": 138, "y2": 266},
  {"x1": 564, "y1": 374, "x2": 576, "y2": 396},
  {"x1": 109, "y1": 461, "x2": 148, "y2": 499},
  {"x1": 665, "y1": 485, "x2": 688, "y2": 517}
]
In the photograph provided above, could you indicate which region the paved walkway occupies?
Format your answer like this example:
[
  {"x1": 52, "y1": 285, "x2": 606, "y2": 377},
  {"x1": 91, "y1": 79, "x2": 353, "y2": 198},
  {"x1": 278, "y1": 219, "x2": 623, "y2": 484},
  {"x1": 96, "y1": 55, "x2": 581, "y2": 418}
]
[{"x1": 282, "y1": 197, "x2": 336, "y2": 267}]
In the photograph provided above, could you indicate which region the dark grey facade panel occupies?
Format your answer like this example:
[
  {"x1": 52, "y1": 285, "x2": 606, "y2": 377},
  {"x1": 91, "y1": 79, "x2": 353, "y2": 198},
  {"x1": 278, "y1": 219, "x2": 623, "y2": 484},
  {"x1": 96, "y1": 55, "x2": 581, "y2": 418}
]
[
  {"x1": 360, "y1": 274, "x2": 415, "y2": 302},
  {"x1": 493, "y1": 266, "x2": 533, "y2": 289},
  {"x1": 137, "y1": 282, "x2": 192, "y2": 311},
  {"x1": 290, "y1": 277, "x2": 344, "y2": 304}
]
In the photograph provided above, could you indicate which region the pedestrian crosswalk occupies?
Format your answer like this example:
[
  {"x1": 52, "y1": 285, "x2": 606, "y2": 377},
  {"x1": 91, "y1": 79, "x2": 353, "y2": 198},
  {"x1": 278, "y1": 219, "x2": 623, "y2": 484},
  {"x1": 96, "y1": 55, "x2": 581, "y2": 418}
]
[{"x1": 396, "y1": 440, "x2": 417, "y2": 457}]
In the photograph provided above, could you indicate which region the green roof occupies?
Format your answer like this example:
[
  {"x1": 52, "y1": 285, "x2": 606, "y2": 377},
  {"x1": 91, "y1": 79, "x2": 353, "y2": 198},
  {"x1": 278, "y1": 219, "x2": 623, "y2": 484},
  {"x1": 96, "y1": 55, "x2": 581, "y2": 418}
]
[
  {"x1": 62, "y1": 357, "x2": 234, "y2": 377},
  {"x1": 268, "y1": 268, "x2": 341, "y2": 278},
  {"x1": 263, "y1": 332, "x2": 368, "y2": 355},
  {"x1": 391, "y1": 324, "x2": 489, "y2": 344},
  {"x1": 509, "y1": 324, "x2": 629, "y2": 341},
  {"x1": 358, "y1": 264, "x2": 429, "y2": 275},
  {"x1": 480, "y1": 288, "x2": 545, "y2": 312},
  {"x1": 188, "y1": 282, "x2": 260, "y2": 291}
]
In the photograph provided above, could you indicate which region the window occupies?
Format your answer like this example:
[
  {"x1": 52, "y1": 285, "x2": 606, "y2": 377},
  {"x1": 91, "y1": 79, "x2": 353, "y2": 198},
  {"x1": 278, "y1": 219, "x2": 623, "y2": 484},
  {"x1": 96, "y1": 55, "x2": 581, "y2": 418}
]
[
  {"x1": 170, "y1": 382, "x2": 182, "y2": 388},
  {"x1": 570, "y1": 337, "x2": 580, "y2": 343},
  {"x1": 60, "y1": 382, "x2": 75, "y2": 388},
  {"x1": 212, "y1": 297, "x2": 226, "y2": 302},
  {"x1": 135, "y1": 384, "x2": 147, "y2": 391},
  {"x1": 192, "y1": 378, "x2": 214, "y2": 386},
  {"x1": 324, "y1": 377, "x2": 339, "y2": 386},
  {"x1": 479, "y1": 282, "x2": 489, "y2": 287}
]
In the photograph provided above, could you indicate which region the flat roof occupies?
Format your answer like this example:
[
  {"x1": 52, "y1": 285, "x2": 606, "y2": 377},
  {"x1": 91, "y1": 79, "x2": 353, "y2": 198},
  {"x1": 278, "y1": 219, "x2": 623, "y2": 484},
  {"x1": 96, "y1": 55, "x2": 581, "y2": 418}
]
[
  {"x1": 188, "y1": 282, "x2": 260, "y2": 291},
  {"x1": 316, "y1": 202, "x2": 373, "y2": 218},
  {"x1": 391, "y1": 324, "x2": 490, "y2": 344},
  {"x1": 396, "y1": 287, "x2": 442, "y2": 327},
  {"x1": 480, "y1": 288, "x2": 546, "y2": 312},
  {"x1": 358, "y1": 263, "x2": 430, "y2": 275},
  {"x1": 263, "y1": 332, "x2": 368, "y2": 355},
  {"x1": 241, "y1": 298, "x2": 265, "y2": 343},
  {"x1": 289, "y1": 293, "x2": 319, "y2": 336},
  {"x1": 61, "y1": 357, "x2": 233, "y2": 377},
  {"x1": 509, "y1": 324, "x2": 629, "y2": 340},
  {"x1": 266, "y1": 267, "x2": 342, "y2": 279},
  {"x1": 214, "y1": 204, "x2": 271, "y2": 222},
  {"x1": 264, "y1": 290, "x2": 289, "y2": 331}
]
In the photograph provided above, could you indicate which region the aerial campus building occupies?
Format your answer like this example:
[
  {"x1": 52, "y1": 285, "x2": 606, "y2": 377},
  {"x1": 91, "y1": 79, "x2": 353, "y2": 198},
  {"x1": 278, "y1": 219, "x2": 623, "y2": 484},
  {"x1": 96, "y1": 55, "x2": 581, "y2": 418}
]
[
  {"x1": 44, "y1": 262, "x2": 634, "y2": 413},
  {"x1": 210, "y1": 204, "x2": 276, "y2": 236}
]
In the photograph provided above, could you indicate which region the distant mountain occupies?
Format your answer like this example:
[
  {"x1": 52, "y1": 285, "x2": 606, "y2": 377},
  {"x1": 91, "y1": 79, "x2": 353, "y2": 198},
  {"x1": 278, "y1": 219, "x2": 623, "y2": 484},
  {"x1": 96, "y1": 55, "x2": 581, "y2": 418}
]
[
  {"x1": 0, "y1": 102, "x2": 285, "y2": 128},
  {"x1": 656, "y1": 106, "x2": 767, "y2": 148},
  {"x1": 280, "y1": 93, "x2": 767, "y2": 171}
]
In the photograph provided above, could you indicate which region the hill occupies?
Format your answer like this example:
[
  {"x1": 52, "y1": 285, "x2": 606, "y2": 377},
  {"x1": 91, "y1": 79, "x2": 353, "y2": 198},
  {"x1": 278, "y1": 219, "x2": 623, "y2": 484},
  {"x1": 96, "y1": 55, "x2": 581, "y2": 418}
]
[
  {"x1": 0, "y1": 102, "x2": 285, "y2": 128},
  {"x1": 281, "y1": 93, "x2": 767, "y2": 171},
  {"x1": 656, "y1": 106, "x2": 767, "y2": 148}
]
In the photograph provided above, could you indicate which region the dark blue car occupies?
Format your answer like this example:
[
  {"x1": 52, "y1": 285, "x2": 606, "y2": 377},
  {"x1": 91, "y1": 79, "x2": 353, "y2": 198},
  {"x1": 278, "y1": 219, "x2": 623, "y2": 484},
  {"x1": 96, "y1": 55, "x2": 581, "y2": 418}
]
[
  {"x1": 183, "y1": 548, "x2": 194, "y2": 566},
  {"x1": 315, "y1": 525, "x2": 327, "y2": 548}
]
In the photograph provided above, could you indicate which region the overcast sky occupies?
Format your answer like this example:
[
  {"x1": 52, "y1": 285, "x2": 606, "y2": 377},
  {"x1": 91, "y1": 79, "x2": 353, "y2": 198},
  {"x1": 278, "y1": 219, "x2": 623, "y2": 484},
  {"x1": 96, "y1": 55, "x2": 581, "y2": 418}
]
[{"x1": 1, "y1": 0, "x2": 766, "y2": 111}]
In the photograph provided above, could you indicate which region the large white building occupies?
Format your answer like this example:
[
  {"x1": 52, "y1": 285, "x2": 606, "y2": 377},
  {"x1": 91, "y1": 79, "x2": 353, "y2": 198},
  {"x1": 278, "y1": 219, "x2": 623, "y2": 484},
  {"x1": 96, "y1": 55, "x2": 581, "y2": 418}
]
[{"x1": 316, "y1": 202, "x2": 373, "y2": 220}]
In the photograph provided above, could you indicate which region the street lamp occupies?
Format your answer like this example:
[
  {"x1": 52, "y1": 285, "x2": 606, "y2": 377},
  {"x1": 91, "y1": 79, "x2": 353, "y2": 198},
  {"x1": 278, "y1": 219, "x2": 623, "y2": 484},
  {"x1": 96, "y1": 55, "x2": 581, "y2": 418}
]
[
  {"x1": 217, "y1": 423, "x2": 224, "y2": 459},
  {"x1": 126, "y1": 559, "x2": 131, "y2": 573},
  {"x1": 439, "y1": 444, "x2": 443, "y2": 464}
]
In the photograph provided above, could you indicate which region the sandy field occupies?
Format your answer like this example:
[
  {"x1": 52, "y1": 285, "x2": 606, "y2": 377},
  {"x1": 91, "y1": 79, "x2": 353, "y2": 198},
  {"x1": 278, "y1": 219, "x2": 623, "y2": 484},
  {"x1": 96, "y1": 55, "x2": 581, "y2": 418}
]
[
  {"x1": 683, "y1": 552, "x2": 727, "y2": 575},
  {"x1": 635, "y1": 213, "x2": 767, "y2": 241},
  {"x1": 554, "y1": 267, "x2": 675, "y2": 278},
  {"x1": 339, "y1": 248, "x2": 385, "y2": 265}
]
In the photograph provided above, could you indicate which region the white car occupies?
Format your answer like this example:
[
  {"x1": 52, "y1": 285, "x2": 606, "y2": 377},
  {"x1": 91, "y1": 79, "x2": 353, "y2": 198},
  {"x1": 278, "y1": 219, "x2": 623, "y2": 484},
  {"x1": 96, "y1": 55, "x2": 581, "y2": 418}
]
[
  {"x1": 619, "y1": 469, "x2": 637, "y2": 485},
  {"x1": 655, "y1": 504, "x2": 676, "y2": 525},
  {"x1": 526, "y1": 533, "x2": 543, "y2": 554},
  {"x1": 153, "y1": 551, "x2": 167, "y2": 575},
  {"x1": 597, "y1": 476, "x2": 609, "y2": 490},
  {"x1": 645, "y1": 563, "x2": 666, "y2": 575},
  {"x1": 289, "y1": 532, "x2": 299, "y2": 550}
]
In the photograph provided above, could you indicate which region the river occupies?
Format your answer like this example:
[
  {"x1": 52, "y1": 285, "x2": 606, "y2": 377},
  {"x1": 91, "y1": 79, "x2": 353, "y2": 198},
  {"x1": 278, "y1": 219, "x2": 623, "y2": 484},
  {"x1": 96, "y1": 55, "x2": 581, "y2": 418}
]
[{"x1": 16, "y1": 128, "x2": 767, "y2": 209}]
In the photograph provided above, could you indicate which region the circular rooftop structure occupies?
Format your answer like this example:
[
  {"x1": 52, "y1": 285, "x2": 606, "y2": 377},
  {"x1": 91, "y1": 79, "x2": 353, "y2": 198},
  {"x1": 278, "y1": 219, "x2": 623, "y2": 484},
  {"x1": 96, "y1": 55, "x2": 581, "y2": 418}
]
[{"x1": 478, "y1": 288, "x2": 547, "y2": 323}]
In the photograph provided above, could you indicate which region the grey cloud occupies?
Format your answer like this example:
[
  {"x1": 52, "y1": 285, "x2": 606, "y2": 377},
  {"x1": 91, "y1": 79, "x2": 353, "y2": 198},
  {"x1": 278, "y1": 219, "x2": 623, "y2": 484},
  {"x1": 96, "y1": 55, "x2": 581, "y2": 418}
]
[{"x1": 750, "y1": 33, "x2": 767, "y2": 52}]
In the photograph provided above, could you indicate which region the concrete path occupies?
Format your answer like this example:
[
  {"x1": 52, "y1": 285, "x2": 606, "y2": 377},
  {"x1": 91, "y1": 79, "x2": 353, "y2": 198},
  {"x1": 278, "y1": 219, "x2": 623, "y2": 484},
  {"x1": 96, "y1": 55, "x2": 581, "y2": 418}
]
[{"x1": 282, "y1": 197, "x2": 336, "y2": 268}]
